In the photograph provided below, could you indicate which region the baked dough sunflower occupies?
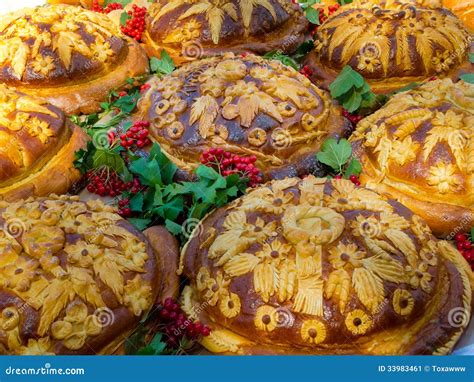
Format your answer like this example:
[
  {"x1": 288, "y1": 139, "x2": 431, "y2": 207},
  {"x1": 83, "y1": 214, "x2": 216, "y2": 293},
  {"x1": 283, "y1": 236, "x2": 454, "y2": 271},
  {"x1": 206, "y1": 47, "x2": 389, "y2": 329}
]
[
  {"x1": 351, "y1": 79, "x2": 473, "y2": 238},
  {"x1": 0, "y1": 85, "x2": 87, "y2": 201},
  {"x1": 143, "y1": 0, "x2": 308, "y2": 65},
  {"x1": 0, "y1": 4, "x2": 149, "y2": 115},
  {"x1": 304, "y1": 0, "x2": 472, "y2": 93},
  {"x1": 179, "y1": 176, "x2": 472, "y2": 354},
  {"x1": 136, "y1": 53, "x2": 348, "y2": 179},
  {"x1": 0, "y1": 195, "x2": 179, "y2": 355}
]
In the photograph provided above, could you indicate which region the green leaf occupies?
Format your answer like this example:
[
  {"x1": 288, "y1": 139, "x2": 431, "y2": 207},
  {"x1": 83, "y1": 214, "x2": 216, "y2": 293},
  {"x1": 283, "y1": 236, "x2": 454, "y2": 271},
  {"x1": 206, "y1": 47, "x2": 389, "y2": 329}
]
[
  {"x1": 150, "y1": 50, "x2": 176, "y2": 76},
  {"x1": 91, "y1": 148, "x2": 128, "y2": 176},
  {"x1": 120, "y1": 11, "x2": 131, "y2": 26},
  {"x1": 305, "y1": 7, "x2": 320, "y2": 25},
  {"x1": 316, "y1": 138, "x2": 353, "y2": 173},
  {"x1": 165, "y1": 219, "x2": 183, "y2": 235},
  {"x1": 129, "y1": 157, "x2": 162, "y2": 186},
  {"x1": 149, "y1": 144, "x2": 177, "y2": 184},
  {"x1": 344, "y1": 158, "x2": 362, "y2": 178},
  {"x1": 299, "y1": 0, "x2": 320, "y2": 9},
  {"x1": 130, "y1": 193, "x2": 144, "y2": 212},
  {"x1": 339, "y1": 0, "x2": 353, "y2": 4},
  {"x1": 342, "y1": 91, "x2": 362, "y2": 113},
  {"x1": 469, "y1": 53, "x2": 474, "y2": 64},
  {"x1": 127, "y1": 218, "x2": 151, "y2": 231},
  {"x1": 293, "y1": 40, "x2": 315, "y2": 62},
  {"x1": 460, "y1": 73, "x2": 474, "y2": 84},
  {"x1": 471, "y1": 227, "x2": 474, "y2": 242},
  {"x1": 195, "y1": 165, "x2": 220, "y2": 181},
  {"x1": 149, "y1": 333, "x2": 167, "y2": 354},
  {"x1": 329, "y1": 66, "x2": 365, "y2": 97},
  {"x1": 263, "y1": 51, "x2": 299, "y2": 70},
  {"x1": 106, "y1": 0, "x2": 133, "y2": 7}
]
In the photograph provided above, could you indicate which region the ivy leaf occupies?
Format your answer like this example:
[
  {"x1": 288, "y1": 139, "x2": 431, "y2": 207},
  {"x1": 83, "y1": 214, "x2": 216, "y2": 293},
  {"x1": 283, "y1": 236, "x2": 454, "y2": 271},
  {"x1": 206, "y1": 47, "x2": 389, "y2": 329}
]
[
  {"x1": 165, "y1": 219, "x2": 183, "y2": 236},
  {"x1": 305, "y1": 7, "x2": 320, "y2": 25},
  {"x1": 149, "y1": 333, "x2": 167, "y2": 354},
  {"x1": 344, "y1": 158, "x2": 362, "y2": 178},
  {"x1": 460, "y1": 73, "x2": 474, "y2": 84},
  {"x1": 299, "y1": 0, "x2": 320, "y2": 9},
  {"x1": 263, "y1": 51, "x2": 299, "y2": 70},
  {"x1": 330, "y1": 66, "x2": 365, "y2": 97},
  {"x1": 149, "y1": 144, "x2": 177, "y2": 184},
  {"x1": 150, "y1": 50, "x2": 176, "y2": 76},
  {"x1": 316, "y1": 138, "x2": 352, "y2": 173},
  {"x1": 130, "y1": 193, "x2": 144, "y2": 212},
  {"x1": 130, "y1": 157, "x2": 162, "y2": 186},
  {"x1": 120, "y1": 11, "x2": 131, "y2": 26}
]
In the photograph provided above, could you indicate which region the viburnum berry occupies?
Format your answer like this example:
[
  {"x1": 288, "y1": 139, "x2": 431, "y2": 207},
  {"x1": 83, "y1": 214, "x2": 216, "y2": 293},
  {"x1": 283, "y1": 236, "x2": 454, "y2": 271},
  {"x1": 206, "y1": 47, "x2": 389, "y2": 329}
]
[
  {"x1": 140, "y1": 83, "x2": 151, "y2": 93},
  {"x1": 455, "y1": 232, "x2": 474, "y2": 271},
  {"x1": 121, "y1": 5, "x2": 147, "y2": 42},
  {"x1": 157, "y1": 298, "x2": 211, "y2": 348},
  {"x1": 91, "y1": 0, "x2": 123, "y2": 14},
  {"x1": 349, "y1": 174, "x2": 361, "y2": 187},
  {"x1": 119, "y1": 120, "x2": 151, "y2": 150},
  {"x1": 300, "y1": 65, "x2": 313, "y2": 78},
  {"x1": 342, "y1": 109, "x2": 363, "y2": 128},
  {"x1": 200, "y1": 147, "x2": 263, "y2": 187}
]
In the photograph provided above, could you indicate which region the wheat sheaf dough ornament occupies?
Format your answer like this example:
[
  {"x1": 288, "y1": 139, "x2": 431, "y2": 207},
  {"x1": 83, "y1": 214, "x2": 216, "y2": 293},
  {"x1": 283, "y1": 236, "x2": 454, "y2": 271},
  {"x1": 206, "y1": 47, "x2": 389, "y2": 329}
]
[
  {"x1": 304, "y1": 0, "x2": 472, "y2": 93},
  {"x1": 136, "y1": 53, "x2": 349, "y2": 179},
  {"x1": 0, "y1": 4, "x2": 149, "y2": 115},
  {"x1": 351, "y1": 78, "x2": 473, "y2": 239},
  {"x1": 179, "y1": 176, "x2": 472, "y2": 355},
  {"x1": 0, "y1": 196, "x2": 179, "y2": 355},
  {"x1": 143, "y1": 0, "x2": 308, "y2": 64}
]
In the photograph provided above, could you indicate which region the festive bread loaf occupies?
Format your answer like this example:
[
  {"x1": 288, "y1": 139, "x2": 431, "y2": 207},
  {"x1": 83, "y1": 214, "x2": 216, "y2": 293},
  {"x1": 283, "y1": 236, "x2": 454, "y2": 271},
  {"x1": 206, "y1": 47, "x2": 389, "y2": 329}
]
[
  {"x1": 0, "y1": 196, "x2": 179, "y2": 355},
  {"x1": 304, "y1": 0, "x2": 472, "y2": 93},
  {"x1": 351, "y1": 79, "x2": 473, "y2": 238},
  {"x1": 143, "y1": 0, "x2": 308, "y2": 65},
  {"x1": 443, "y1": 0, "x2": 474, "y2": 31},
  {"x1": 0, "y1": 85, "x2": 87, "y2": 201},
  {"x1": 136, "y1": 53, "x2": 348, "y2": 179},
  {"x1": 0, "y1": 4, "x2": 149, "y2": 115},
  {"x1": 179, "y1": 176, "x2": 472, "y2": 354}
]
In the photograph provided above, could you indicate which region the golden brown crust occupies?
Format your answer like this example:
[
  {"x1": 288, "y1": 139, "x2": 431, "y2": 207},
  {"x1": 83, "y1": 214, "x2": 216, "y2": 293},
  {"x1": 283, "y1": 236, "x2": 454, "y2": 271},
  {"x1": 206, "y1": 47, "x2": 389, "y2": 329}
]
[
  {"x1": 143, "y1": 0, "x2": 308, "y2": 65},
  {"x1": 304, "y1": 0, "x2": 472, "y2": 93},
  {"x1": 136, "y1": 53, "x2": 346, "y2": 178},
  {"x1": 0, "y1": 5, "x2": 149, "y2": 115},
  {"x1": 143, "y1": 226, "x2": 180, "y2": 302},
  {"x1": 351, "y1": 78, "x2": 473, "y2": 238},
  {"x1": 0, "y1": 85, "x2": 88, "y2": 201},
  {"x1": 0, "y1": 196, "x2": 163, "y2": 355},
  {"x1": 179, "y1": 176, "x2": 471, "y2": 354}
]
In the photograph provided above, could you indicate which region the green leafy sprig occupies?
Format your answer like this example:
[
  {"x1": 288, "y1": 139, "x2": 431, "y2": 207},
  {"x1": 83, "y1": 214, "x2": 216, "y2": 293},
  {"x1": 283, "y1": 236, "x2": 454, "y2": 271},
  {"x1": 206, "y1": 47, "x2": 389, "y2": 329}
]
[
  {"x1": 299, "y1": 0, "x2": 322, "y2": 25},
  {"x1": 316, "y1": 138, "x2": 361, "y2": 178},
  {"x1": 263, "y1": 51, "x2": 299, "y2": 70},
  {"x1": 126, "y1": 144, "x2": 248, "y2": 239},
  {"x1": 150, "y1": 50, "x2": 176, "y2": 77}
]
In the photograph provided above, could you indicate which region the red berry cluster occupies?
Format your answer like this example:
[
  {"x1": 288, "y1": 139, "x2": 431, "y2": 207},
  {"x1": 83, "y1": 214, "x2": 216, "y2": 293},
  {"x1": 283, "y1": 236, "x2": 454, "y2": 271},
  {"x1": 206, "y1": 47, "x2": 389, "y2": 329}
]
[
  {"x1": 140, "y1": 83, "x2": 151, "y2": 93},
  {"x1": 119, "y1": 121, "x2": 151, "y2": 150},
  {"x1": 91, "y1": 0, "x2": 123, "y2": 14},
  {"x1": 342, "y1": 109, "x2": 363, "y2": 128},
  {"x1": 300, "y1": 65, "x2": 313, "y2": 79},
  {"x1": 86, "y1": 167, "x2": 143, "y2": 198},
  {"x1": 311, "y1": 4, "x2": 340, "y2": 35},
  {"x1": 86, "y1": 168, "x2": 129, "y2": 197},
  {"x1": 121, "y1": 5, "x2": 147, "y2": 42},
  {"x1": 334, "y1": 174, "x2": 361, "y2": 186},
  {"x1": 455, "y1": 233, "x2": 474, "y2": 270},
  {"x1": 200, "y1": 147, "x2": 263, "y2": 187},
  {"x1": 158, "y1": 298, "x2": 210, "y2": 348}
]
